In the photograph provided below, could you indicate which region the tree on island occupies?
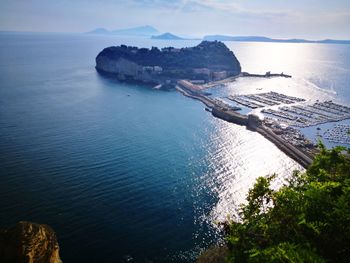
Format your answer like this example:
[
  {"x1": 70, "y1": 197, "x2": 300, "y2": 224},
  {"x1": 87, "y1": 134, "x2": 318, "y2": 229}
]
[{"x1": 216, "y1": 144, "x2": 350, "y2": 263}]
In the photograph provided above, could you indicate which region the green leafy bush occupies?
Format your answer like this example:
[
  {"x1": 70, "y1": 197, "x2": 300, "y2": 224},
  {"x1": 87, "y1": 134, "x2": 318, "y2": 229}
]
[{"x1": 225, "y1": 145, "x2": 350, "y2": 263}]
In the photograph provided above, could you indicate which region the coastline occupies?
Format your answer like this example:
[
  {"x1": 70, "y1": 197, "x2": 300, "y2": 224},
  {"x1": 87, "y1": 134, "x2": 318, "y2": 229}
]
[
  {"x1": 2, "y1": 31, "x2": 349, "y2": 263},
  {"x1": 176, "y1": 81, "x2": 315, "y2": 168}
]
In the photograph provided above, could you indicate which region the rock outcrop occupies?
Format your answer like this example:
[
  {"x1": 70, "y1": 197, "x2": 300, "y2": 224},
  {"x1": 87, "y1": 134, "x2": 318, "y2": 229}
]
[
  {"x1": 96, "y1": 41, "x2": 241, "y2": 84},
  {"x1": 0, "y1": 221, "x2": 62, "y2": 263}
]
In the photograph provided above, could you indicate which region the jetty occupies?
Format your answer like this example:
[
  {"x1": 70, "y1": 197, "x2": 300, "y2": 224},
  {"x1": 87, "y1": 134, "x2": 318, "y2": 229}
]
[
  {"x1": 176, "y1": 80, "x2": 216, "y2": 108},
  {"x1": 242, "y1": 71, "x2": 292, "y2": 78},
  {"x1": 256, "y1": 126, "x2": 313, "y2": 168},
  {"x1": 177, "y1": 80, "x2": 314, "y2": 168}
]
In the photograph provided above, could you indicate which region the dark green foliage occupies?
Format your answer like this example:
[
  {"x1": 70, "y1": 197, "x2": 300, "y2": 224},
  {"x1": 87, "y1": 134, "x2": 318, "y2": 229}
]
[
  {"x1": 97, "y1": 41, "x2": 241, "y2": 73},
  {"x1": 225, "y1": 145, "x2": 350, "y2": 262}
]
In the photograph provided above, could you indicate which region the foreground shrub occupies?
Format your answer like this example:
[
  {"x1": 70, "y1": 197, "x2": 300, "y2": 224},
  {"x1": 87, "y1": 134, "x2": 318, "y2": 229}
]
[{"x1": 225, "y1": 145, "x2": 350, "y2": 263}]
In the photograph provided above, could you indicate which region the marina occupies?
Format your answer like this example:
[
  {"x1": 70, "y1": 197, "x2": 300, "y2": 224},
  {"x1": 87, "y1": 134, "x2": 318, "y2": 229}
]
[
  {"x1": 227, "y1": 90, "x2": 350, "y2": 146},
  {"x1": 323, "y1": 124, "x2": 350, "y2": 145},
  {"x1": 227, "y1": 91, "x2": 305, "y2": 108},
  {"x1": 177, "y1": 81, "x2": 316, "y2": 168},
  {"x1": 177, "y1": 78, "x2": 350, "y2": 166},
  {"x1": 225, "y1": 90, "x2": 350, "y2": 134},
  {"x1": 261, "y1": 101, "x2": 350, "y2": 128}
]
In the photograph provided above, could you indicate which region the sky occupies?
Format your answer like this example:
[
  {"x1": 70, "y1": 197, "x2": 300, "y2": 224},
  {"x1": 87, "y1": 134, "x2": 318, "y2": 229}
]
[{"x1": 0, "y1": 0, "x2": 350, "y2": 39}]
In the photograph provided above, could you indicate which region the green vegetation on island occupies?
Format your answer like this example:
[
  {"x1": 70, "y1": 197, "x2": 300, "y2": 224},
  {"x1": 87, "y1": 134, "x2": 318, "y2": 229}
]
[
  {"x1": 95, "y1": 41, "x2": 241, "y2": 84},
  {"x1": 203, "y1": 144, "x2": 350, "y2": 262}
]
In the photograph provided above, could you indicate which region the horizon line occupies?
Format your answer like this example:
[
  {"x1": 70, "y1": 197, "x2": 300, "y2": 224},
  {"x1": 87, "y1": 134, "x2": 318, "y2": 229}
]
[{"x1": 1, "y1": 29, "x2": 350, "y2": 42}]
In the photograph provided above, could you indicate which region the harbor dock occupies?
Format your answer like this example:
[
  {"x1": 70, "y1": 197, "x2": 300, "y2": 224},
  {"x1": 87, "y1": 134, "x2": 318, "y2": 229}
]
[
  {"x1": 242, "y1": 71, "x2": 292, "y2": 78},
  {"x1": 176, "y1": 80, "x2": 314, "y2": 168}
]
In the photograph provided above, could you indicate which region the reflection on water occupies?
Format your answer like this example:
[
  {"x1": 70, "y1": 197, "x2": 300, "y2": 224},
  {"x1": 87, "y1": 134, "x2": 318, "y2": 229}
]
[
  {"x1": 197, "y1": 119, "x2": 303, "y2": 224},
  {"x1": 225, "y1": 42, "x2": 350, "y2": 104},
  {"x1": 202, "y1": 43, "x2": 350, "y2": 227},
  {"x1": 0, "y1": 33, "x2": 349, "y2": 262}
]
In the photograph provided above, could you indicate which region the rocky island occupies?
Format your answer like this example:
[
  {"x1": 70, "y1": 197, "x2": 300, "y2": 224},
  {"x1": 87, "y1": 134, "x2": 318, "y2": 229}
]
[{"x1": 95, "y1": 41, "x2": 241, "y2": 85}]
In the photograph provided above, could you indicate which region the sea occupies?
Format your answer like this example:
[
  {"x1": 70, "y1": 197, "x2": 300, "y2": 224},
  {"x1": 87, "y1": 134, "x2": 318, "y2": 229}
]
[{"x1": 0, "y1": 32, "x2": 349, "y2": 262}]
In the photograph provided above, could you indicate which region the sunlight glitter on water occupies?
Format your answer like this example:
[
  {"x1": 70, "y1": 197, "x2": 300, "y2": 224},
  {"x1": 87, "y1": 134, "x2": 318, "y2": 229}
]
[
  {"x1": 201, "y1": 119, "x2": 303, "y2": 223},
  {"x1": 200, "y1": 42, "x2": 349, "y2": 226},
  {"x1": 1, "y1": 33, "x2": 349, "y2": 262},
  {"x1": 225, "y1": 41, "x2": 349, "y2": 104}
]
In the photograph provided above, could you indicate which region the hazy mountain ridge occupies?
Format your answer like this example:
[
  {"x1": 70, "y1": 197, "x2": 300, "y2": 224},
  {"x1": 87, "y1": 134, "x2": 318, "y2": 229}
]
[
  {"x1": 203, "y1": 35, "x2": 350, "y2": 44},
  {"x1": 151, "y1": 32, "x2": 200, "y2": 40},
  {"x1": 86, "y1": 27, "x2": 350, "y2": 44},
  {"x1": 87, "y1": 25, "x2": 159, "y2": 36},
  {"x1": 151, "y1": 32, "x2": 185, "y2": 40}
]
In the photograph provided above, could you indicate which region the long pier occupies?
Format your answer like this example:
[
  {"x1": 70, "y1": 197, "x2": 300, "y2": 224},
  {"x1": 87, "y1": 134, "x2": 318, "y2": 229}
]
[
  {"x1": 256, "y1": 126, "x2": 313, "y2": 168},
  {"x1": 176, "y1": 80, "x2": 313, "y2": 168},
  {"x1": 242, "y1": 72, "x2": 292, "y2": 78},
  {"x1": 211, "y1": 107, "x2": 248, "y2": 126}
]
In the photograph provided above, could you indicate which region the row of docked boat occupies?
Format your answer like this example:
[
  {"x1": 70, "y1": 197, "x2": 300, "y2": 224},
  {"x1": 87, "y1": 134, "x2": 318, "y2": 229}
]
[
  {"x1": 227, "y1": 91, "x2": 305, "y2": 109},
  {"x1": 261, "y1": 100, "x2": 350, "y2": 128},
  {"x1": 323, "y1": 124, "x2": 350, "y2": 145}
]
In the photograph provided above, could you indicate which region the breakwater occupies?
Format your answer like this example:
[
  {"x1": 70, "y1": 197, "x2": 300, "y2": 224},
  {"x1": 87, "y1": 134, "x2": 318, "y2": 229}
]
[
  {"x1": 177, "y1": 80, "x2": 314, "y2": 168},
  {"x1": 211, "y1": 107, "x2": 248, "y2": 126},
  {"x1": 256, "y1": 126, "x2": 313, "y2": 168},
  {"x1": 175, "y1": 85, "x2": 215, "y2": 108},
  {"x1": 211, "y1": 107, "x2": 313, "y2": 167},
  {"x1": 242, "y1": 72, "x2": 292, "y2": 78}
]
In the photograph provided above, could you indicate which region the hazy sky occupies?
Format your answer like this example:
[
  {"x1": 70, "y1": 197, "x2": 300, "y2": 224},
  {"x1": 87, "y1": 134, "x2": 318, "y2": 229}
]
[{"x1": 1, "y1": 0, "x2": 350, "y2": 39}]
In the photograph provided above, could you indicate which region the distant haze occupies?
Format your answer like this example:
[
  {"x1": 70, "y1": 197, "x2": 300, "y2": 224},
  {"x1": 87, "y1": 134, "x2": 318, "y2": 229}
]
[{"x1": 0, "y1": 0, "x2": 350, "y2": 39}]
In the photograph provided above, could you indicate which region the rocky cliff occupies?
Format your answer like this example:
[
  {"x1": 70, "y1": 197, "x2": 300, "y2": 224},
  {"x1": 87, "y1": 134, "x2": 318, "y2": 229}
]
[
  {"x1": 96, "y1": 41, "x2": 241, "y2": 84},
  {"x1": 0, "y1": 221, "x2": 62, "y2": 263}
]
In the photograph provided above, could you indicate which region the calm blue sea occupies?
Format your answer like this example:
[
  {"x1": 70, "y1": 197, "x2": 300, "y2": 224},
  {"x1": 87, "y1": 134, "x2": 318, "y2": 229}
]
[{"x1": 0, "y1": 33, "x2": 349, "y2": 262}]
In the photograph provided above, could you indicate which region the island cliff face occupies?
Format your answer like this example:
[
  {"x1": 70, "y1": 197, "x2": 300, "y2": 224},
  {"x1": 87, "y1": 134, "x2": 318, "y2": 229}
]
[
  {"x1": 0, "y1": 221, "x2": 62, "y2": 263},
  {"x1": 96, "y1": 41, "x2": 241, "y2": 84}
]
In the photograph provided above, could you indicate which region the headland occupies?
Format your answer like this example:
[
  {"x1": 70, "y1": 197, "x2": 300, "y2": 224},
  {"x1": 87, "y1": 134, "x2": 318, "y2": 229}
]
[
  {"x1": 95, "y1": 41, "x2": 350, "y2": 168},
  {"x1": 95, "y1": 41, "x2": 241, "y2": 86}
]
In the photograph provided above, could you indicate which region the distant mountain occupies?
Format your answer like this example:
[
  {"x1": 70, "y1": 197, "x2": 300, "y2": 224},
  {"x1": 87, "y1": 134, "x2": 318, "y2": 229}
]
[
  {"x1": 203, "y1": 35, "x2": 350, "y2": 44},
  {"x1": 151, "y1": 33, "x2": 184, "y2": 40},
  {"x1": 87, "y1": 28, "x2": 110, "y2": 35},
  {"x1": 87, "y1": 26, "x2": 159, "y2": 36},
  {"x1": 151, "y1": 32, "x2": 201, "y2": 40},
  {"x1": 204, "y1": 35, "x2": 271, "y2": 42},
  {"x1": 318, "y1": 39, "x2": 350, "y2": 44},
  {"x1": 111, "y1": 25, "x2": 159, "y2": 36}
]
